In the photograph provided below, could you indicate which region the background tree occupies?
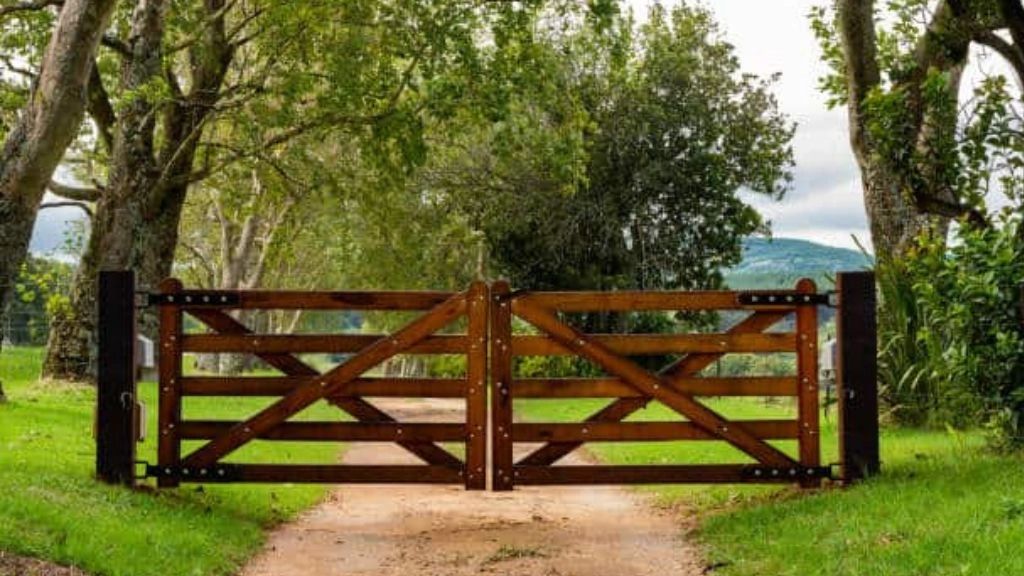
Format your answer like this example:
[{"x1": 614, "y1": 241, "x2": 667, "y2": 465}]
[
  {"x1": 43, "y1": 0, "x2": 559, "y2": 380},
  {"x1": 815, "y1": 0, "x2": 1024, "y2": 261},
  {"x1": 434, "y1": 4, "x2": 793, "y2": 293},
  {"x1": 0, "y1": 0, "x2": 116, "y2": 395}
]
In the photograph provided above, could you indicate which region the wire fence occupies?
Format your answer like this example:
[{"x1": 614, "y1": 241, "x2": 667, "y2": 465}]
[{"x1": 2, "y1": 309, "x2": 51, "y2": 347}]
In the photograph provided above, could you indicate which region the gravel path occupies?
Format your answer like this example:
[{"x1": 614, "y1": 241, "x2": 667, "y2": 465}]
[{"x1": 240, "y1": 398, "x2": 703, "y2": 576}]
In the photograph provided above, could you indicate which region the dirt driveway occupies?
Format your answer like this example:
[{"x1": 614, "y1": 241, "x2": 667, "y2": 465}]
[{"x1": 240, "y1": 399, "x2": 703, "y2": 576}]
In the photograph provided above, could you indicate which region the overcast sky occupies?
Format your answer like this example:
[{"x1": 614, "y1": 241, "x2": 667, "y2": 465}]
[{"x1": 30, "y1": 0, "x2": 870, "y2": 256}]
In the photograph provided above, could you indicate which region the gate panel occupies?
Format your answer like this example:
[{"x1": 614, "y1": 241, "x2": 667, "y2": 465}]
[
  {"x1": 152, "y1": 281, "x2": 489, "y2": 488},
  {"x1": 494, "y1": 281, "x2": 825, "y2": 488}
]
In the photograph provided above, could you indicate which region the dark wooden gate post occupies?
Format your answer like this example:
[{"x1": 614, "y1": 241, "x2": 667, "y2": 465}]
[
  {"x1": 836, "y1": 271, "x2": 880, "y2": 483},
  {"x1": 96, "y1": 270, "x2": 137, "y2": 485}
]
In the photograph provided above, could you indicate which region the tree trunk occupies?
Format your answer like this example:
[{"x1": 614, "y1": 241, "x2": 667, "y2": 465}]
[
  {"x1": 42, "y1": 0, "x2": 168, "y2": 380},
  {"x1": 837, "y1": 0, "x2": 970, "y2": 261},
  {"x1": 43, "y1": 0, "x2": 232, "y2": 381},
  {"x1": 0, "y1": 0, "x2": 117, "y2": 385},
  {"x1": 859, "y1": 159, "x2": 944, "y2": 261}
]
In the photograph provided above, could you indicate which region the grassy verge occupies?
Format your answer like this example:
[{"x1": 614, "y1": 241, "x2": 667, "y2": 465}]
[
  {"x1": 516, "y1": 397, "x2": 1024, "y2": 575},
  {"x1": 0, "y1": 347, "x2": 343, "y2": 576}
]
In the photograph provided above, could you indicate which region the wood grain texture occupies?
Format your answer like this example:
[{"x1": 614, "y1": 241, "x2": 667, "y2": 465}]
[
  {"x1": 174, "y1": 464, "x2": 465, "y2": 483},
  {"x1": 180, "y1": 377, "x2": 466, "y2": 397},
  {"x1": 157, "y1": 278, "x2": 184, "y2": 488},
  {"x1": 511, "y1": 377, "x2": 798, "y2": 398},
  {"x1": 516, "y1": 291, "x2": 799, "y2": 311},
  {"x1": 176, "y1": 290, "x2": 455, "y2": 310},
  {"x1": 490, "y1": 281, "x2": 514, "y2": 491},
  {"x1": 512, "y1": 333, "x2": 796, "y2": 356},
  {"x1": 512, "y1": 465, "x2": 803, "y2": 485},
  {"x1": 181, "y1": 334, "x2": 467, "y2": 354},
  {"x1": 179, "y1": 422, "x2": 467, "y2": 442},
  {"x1": 464, "y1": 281, "x2": 488, "y2": 489},
  {"x1": 512, "y1": 420, "x2": 798, "y2": 442},
  {"x1": 795, "y1": 278, "x2": 821, "y2": 484}
]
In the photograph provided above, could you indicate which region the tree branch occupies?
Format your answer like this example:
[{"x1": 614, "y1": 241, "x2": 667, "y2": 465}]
[
  {"x1": 47, "y1": 179, "x2": 102, "y2": 201},
  {"x1": 39, "y1": 201, "x2": 93, "y2": 218},
  {"x1": 975, "y1": 31, "x2": 1024, "y2": 85},
  {"x1": 165, "y1": 0, "x2": 239, "y2": 54},
  {"x1": 100, "y1": 33, "x2": 130, "y2": 57},
  {"x1": 0, "y1": 0, "x2": 61, "y2": 18},
  {"x1": 997, "y1": 0, "x2": 1024, "y2": 58},
  {"x1": 837, "y1": 0, "x2": 881, "y2": 162},
  {"x1": 0, "y1": 55, "x2": 36, "y2": 80},
  {"x1": 86, "y1": 61, "x2": 115, "y2": 152},
  {"x1": 910, "y1": 189, "x2": 988, "y2": 229},
  {"x1": 179, "y1": 239, "x2": 217, "y2": 289}
]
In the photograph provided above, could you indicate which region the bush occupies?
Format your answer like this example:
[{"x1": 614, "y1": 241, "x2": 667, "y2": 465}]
[{"x1": 900, "y1": 218, "x2": 1024, "y2": 449}]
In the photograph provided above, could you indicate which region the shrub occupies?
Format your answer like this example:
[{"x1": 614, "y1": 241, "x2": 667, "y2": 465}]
[{"x1": 903, "y1": 218, "x2": 1024, "y2": 449}]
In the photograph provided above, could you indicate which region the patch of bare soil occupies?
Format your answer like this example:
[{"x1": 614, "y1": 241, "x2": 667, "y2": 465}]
[
  {"x1": 241, "y1": 398, "x2": 703, "y2": 576},
  {"x1": 0, "y1": 552, "x2": 86, "y2": 576}
]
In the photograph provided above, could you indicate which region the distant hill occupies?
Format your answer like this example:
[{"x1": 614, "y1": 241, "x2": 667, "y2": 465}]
[{"x1": 724, "y1": 237, "x2": 873, "y2": 290}]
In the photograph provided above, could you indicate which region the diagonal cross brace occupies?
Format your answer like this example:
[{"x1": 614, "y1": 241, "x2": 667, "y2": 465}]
[
  {"x1": 517, "y1": 310, "x2": 789, "y2": 466},
  {"x1": 186, "y1": 309, "x2": 462, "y2": 467},
  {"x1": 182, "y1": 293, "x2": 468, "y2": 469},
  {"x1": 511, "y1": 299, "x2": 797, "y2": 468}
]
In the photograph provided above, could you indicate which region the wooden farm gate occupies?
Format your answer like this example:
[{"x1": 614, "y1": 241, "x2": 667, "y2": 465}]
[
  {"x1": 143, "y1": 280, "x2": 489, "y2": 489},
  {"x1": 95, "y1": 272, "x2": 879, "y2": 489}
]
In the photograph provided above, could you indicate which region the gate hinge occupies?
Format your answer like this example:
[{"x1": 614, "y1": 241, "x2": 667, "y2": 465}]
[
  {"x1": 142, "y1": 463, "x2": 241, "y2": 481},
  {"x1": 146, "y1": 291, "x2": 240, "y2": 307},
  {"x1": 737, "y1": 292, "x2": 830, "y2": 306},
  {"x1": 741, "y1": 465, "x2": 833, "y2": 480}
]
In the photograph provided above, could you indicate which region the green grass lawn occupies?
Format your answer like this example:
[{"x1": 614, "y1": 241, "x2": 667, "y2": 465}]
[
  {"x1": 0, "y1": 347, "x2": 343, "y2": 576},
  {"x1": 517, "y1": 397, "x2": 1024, "y2": 576}
]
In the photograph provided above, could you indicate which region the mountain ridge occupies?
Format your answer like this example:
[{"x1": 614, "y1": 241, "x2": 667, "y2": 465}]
[{"x1": 724, "y1": 237, "x2": 873, "y2": 289}]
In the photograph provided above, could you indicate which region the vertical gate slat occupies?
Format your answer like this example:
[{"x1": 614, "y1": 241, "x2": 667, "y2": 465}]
[
  {"x1": 465, "y1": 282, "x2": 488, "y2": 490},
  {"x1": 795, "y1": 278, "x2": 821, "y2": 486},
  {"x1": 490, "y1": 281, "x2": 514, "y2": 491},
  {"x1": 157, "y1": 278, "x2": 184, "y2": 488}
]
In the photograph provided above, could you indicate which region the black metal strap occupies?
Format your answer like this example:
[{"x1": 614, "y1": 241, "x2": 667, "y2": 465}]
[
  {"x1": 146, "y1": 292, "x2": 240, "y2": 306},
  {"x1": 741, "y1": 465, "x2": 833, "y2": 480},
  {"x1": 737, "y1": 292, "x2": 831, "y2": 306},
  {"x1": 143, "y1": 463, "x2": 241, "y2": 481}
]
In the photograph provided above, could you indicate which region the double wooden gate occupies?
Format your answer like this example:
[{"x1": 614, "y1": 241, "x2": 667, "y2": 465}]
[{"x1": 94, "y1": 272, "x2": 879, "y2": 490}]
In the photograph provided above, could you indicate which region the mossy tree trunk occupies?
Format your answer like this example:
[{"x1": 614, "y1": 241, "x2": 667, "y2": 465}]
[{"x1": 0, "y1": 0, "x2": 117, "y2": 385}]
